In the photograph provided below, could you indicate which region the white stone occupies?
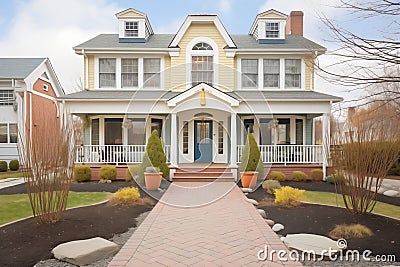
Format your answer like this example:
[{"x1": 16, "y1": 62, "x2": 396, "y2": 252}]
[
  {"x1": 244, "y1": 193, "x2": 248, "y2": 195},
  {"x1": 378, "y1": 187, "x2": 387, "y2": 194},
  {"x1": 283, "y1": 234, "x2": 343, "y2": 256},
  {"x1": 241, "y1": 188, "x2": 252, "y2": 193},
  {"x1": 272, "y1": 223, "x2": 284, "y2": 232},
  {"x1": 280, "y1": 236, "x2": 286, "y2": 241},
  {"x1": 52, "y1": 237, "x2": 119, "y2": 266},
  {"x1": 383, "y1": 190, "x2": 399, "y2": 197},
  {"x1": 246, "y1": 198, "x2": 259, "y2": 206},
  {"x1": 257, "y1": 209, "x2": 267, "y2": 219},
  {"x1": 265, "y1": 219, "x2": 275, "y2": 226}
]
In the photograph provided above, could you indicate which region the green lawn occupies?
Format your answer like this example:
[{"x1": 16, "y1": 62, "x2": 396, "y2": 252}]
[
  {"x1": 303, "y1": 191, "x2": 400, "y2": 220},
  {"x1": 0, "y1": 172, "x2": 25, "y2": 179},
  {"x1": 0, "y1": 192, "x2": 111, "y2": 225}
]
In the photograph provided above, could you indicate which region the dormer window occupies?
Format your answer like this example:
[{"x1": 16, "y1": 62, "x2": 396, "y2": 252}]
[
  {"x1": 266, "y1": 22, "x2": 279, "y2": 38},
  {"x1": 125, "y1": 21, "x2": 139, "y2": 37}
]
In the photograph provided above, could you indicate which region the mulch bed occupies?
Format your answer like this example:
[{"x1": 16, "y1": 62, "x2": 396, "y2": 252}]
[
  {"x1": 0, "y1": 202, "x2": 152, "y2": 267},
  {"x1": 0, "y1": 181, "x2": 156, "y2": 267},
  {"x1": 249, "y1": 188, "x2": 400, "y2": 260}
]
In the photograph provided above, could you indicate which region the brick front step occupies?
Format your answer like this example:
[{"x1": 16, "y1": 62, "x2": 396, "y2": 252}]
[
  {"x1": 174, "y1": 172, "x2": 233, "y2": 178},
  {"x1": 173, "y1": 177, "x2": 234, "y2": 182}
]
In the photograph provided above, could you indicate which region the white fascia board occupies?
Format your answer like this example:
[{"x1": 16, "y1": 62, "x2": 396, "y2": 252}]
[
  {"x1": 167, "y1": 83, "x2": 239, "y2": 107},
  {"x1": 235, "y1": 49, "x2": 325, "y2": 54},
  {"x1": 74, "y1": 48, "x2": 176, "y2": 55},
  {"x1": 170, "y1": 15, "x2": 236, "y2": 48}
]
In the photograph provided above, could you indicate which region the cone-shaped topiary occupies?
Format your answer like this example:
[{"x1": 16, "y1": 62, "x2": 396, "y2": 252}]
[
  {"x1": 239, "y1": 133, "x2": 264, "y2": 179},
  {"x1": 139, "y1": 130, "x2": 169, "y2": 185}
]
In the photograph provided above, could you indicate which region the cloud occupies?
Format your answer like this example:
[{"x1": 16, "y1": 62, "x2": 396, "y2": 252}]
[
  {"x1": 219, "y1": 0, "x2": 232, "y2": 14},
  {"x1": 0, "y1": 0, "x2": 121, "y2": 93}
]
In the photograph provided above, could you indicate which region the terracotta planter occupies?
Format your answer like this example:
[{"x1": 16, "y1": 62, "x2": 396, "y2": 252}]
[
  {"x1": 241, "y1": 172, "x2": 258, "y2": 189},
  {"x1": 144, "y1": 172, "x2": 162, "y2": 190}
]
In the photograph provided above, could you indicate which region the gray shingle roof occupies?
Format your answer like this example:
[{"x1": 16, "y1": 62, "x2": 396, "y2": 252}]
[
  {"x1": 227, "y1": 90, "x2": 342, "y2": 102},
  {"x1": 60, "y1": 89, "x2": 342, "y2": 102},
  {"x1": 73, "y1": 34, "x2": 325, "y2": 52},
  {"x1": 0, "y1": 58, "x2": 46, "y2": 79},
  {"x1": 73, "y1": 34, "x2": 175, "y2": 50},
  {"x1": 230, "y1": 34, "x2": 326, "y2": 51}
]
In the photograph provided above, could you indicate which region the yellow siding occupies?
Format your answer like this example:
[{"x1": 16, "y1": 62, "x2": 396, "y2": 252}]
[
  {"x1": 83, "y1": 57, "x2": 87, "y2": 89},
  {"x1": 171, "y1": 23, "x2": 235, "y2": 91},
  {"x1": 117, "y1": 10, "x2": 145, "y2": 18},
  {"x1": 164, "y1": 56, "x2": 171, "y2": 90},
  {"x1": 304, "y1": 56, "x2": 314, "y2": 91},
  {"x1": 88, "y1": 55, "x2": 95, "y2": 90}
]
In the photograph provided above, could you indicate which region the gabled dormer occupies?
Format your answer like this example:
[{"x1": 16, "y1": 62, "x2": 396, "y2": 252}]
[
  {"x1": 249, "y1": 9, "x2": 287, "y2": 44},
  {"x1": 116, "y1": 8, "x2": 154, "y2": 43}
]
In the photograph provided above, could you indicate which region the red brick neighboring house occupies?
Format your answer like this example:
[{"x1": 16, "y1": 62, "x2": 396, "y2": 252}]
[{"x1": 0, "y1": 58, "x2": 65, "y2": 163}]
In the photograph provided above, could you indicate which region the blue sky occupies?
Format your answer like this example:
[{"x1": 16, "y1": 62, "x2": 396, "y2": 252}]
[{"x1": 0, "y1": 0, "x2": 388, "y2": 102}]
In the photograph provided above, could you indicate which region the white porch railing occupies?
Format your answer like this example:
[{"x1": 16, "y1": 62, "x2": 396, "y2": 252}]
[
  {"x1": 76, "y1": 145, "x2": 171, "y2": 165},
  {"x1": 237, "y1": 145, "x2": 323, "y2": 164}
]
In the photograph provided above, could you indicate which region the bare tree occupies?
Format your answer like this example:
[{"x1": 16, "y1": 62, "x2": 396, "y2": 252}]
[
  {"x1": 316, "y1": 0, "x2": 400, "y2": 107},
  {"x1": 18, "y1": 115, "x2": 77, "y2": 224}
]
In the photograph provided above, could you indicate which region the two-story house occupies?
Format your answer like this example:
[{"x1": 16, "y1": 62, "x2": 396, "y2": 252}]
[
  {"x1": 61, "y1": 8, "x2": 342, "y2": 180},
  {"x1": 0, "y1": 58, "x2": 64, "y2": 163}
]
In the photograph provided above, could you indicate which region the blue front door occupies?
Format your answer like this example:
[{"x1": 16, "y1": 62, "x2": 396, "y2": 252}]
[{"x1": 194, "y1": 120, "x2": 213, "y2": 162}]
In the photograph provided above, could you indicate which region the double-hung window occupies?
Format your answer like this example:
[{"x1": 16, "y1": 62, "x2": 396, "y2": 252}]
[
  {"x1": 0, "y1": 90, "x2": 13, "y2": 106},
  {"x1": 143, "y1": 58, "x2": 161, "y2": 88},
  {"x1": 125, "y1": 21, "x2": 138, "y2": 37},
  {"x1": 0, "y1": 123, "x2": 17, "y2": 143},
  {"x1": 285, "y1": 59, "x2": 301, "y2": 88},
  {"x1": 266, "y1": 22, "x2": 279, "y2": 38},
  {"x1": 263, "y1": 59, "x2": 280, "y2": 88},
  {"x1": 121, "y1": 59, "x2": 138, "y2": 88},
  {"x1": 241, "y1": 59, "x2": 258, "y2": 88},
  {"x1": 192, "y1": 56, "x2": 213, "y2": 86},
  {"x1": 99, "y1": 59, "x2": 116, "y2": 88}
]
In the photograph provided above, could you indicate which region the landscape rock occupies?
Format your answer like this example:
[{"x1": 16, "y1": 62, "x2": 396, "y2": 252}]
[
  {"x1": 257, "y1": 209, "x2": 267, "y2": 219},
  {"x1": 265, "y1": 219, "x2": 275, "y2": 226},
  {"x1": 383, "y1": 190, "x2": 399, "y2": 197},
  {"x1": 283, "y1": 233, "x2": 343, "y2": 256},
  {"x1": 272, "y1": 223, "x2": 284, "y2": 232},
  {"x1": 52, "y1": 237, "x2": 119, "y2": 266},
  {"x1": 244, "y1": 193, "x2": 248, "y2": 195},
  {"x1": 241, "y1": 188, "x2": 252, "y2": 193},
  {"x1": 378, "y1": 187, "x2": 386, "y2": 194},
  {"x1": 246, "y1": 198, "x2": 259, "y2": 206}
]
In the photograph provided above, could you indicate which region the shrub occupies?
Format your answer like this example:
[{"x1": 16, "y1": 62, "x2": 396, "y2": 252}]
[
  {"x1": 388, "y1": 159, "x2": 400, "y2": 176},
  {"x1": 99, "y1": 165, "x2": 117, "y2": 181},
  {"x1": 329, "y1": 224, "x2": 373, "y2": 239},
  {"x1": 292, "y1": 171, "x2": 308, "y2": 182},
  {"x1": 310, "y1": 169, "x2": 323, "y2": 180},
  {"x1": 239, "y1": 134, "x2": 264, "y2": 180},
  {"x1": 274, "y1": 186, "x2": 305, "y2": 207},
  {"x1": 267, "y1": 171, "x2": 286, "y2": 182},
  {"x1": 126, "y1": 164, "x2": 141, "y2": 181},
  {"x1": 0, "y1": 161, "x2": 7, "y2": 172},
  {"x1": 73, "y1": 165, "x2": 92, "y2": 182},
  {"x1": 326, "y1": 173, "x2": 345, "y2": 185},
  {"x1": 110, "y1": 187, "x2": 140, "y2": 205},
  {"x1": 9, "y1": 160, "x2": 19, "y2": 171},
  {"x1": 262, "y1": 180, "x2": 281, "y2": 194},
  {"x1": 139, "y1": 130, "x2": 169, "y2": 184}
]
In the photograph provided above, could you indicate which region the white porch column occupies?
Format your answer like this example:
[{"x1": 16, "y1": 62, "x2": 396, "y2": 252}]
[
  {"x1": 230, "y1": 113, "x2": 238, "y2": 181},
  {"x1": 322, "y1": 113, "x2": 331, "y2": 180},
  {"x1": 170, "y1": 112, "x2": 177, "y2": 180}
]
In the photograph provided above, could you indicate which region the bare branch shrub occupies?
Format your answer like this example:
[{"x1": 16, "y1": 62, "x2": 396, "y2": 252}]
[
  {"x1": 331, "y1": 104, "x2": 400, "y2": 213},
  {"x1": 18, "y1": 116, "x2": 77, "y2": 224}
]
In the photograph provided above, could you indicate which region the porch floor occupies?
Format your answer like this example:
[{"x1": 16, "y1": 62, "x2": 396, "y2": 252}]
[{"x1": 108, "y1": 182, "x2": 301, "y2": 266}]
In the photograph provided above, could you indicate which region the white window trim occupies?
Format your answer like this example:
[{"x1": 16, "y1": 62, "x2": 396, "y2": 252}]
[
  {"x1": 238, "y1": 57, "x2": 306, "y2": 90},
  {"x1": 94, "y1": 56, "x2": 164, "y2": 90},
  {"x1": 118, "y1": 19, "x2": 145, "y2": 39},
  {"x1": 186, "y1": 37, "x2": 219, "y2": 89},
  {"x1": 258, "y1": 19, "x2": 286, "y2": 40},
  {"x1": 0, "y1": 122, "x2": 17, "y2": 144},
  {"x1": 272, "y1": 115, "x2": 306, "y2": 145}
]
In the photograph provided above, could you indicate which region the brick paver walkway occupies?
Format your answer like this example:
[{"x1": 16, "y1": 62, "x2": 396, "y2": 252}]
[{"x1": 109, "y1": 182, "x2": 302, "y2": 266}]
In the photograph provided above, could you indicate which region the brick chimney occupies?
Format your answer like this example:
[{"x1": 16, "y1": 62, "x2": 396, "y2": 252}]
[{"x1": 285, "y1": 11, "x2": 304, "y2": 36}]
